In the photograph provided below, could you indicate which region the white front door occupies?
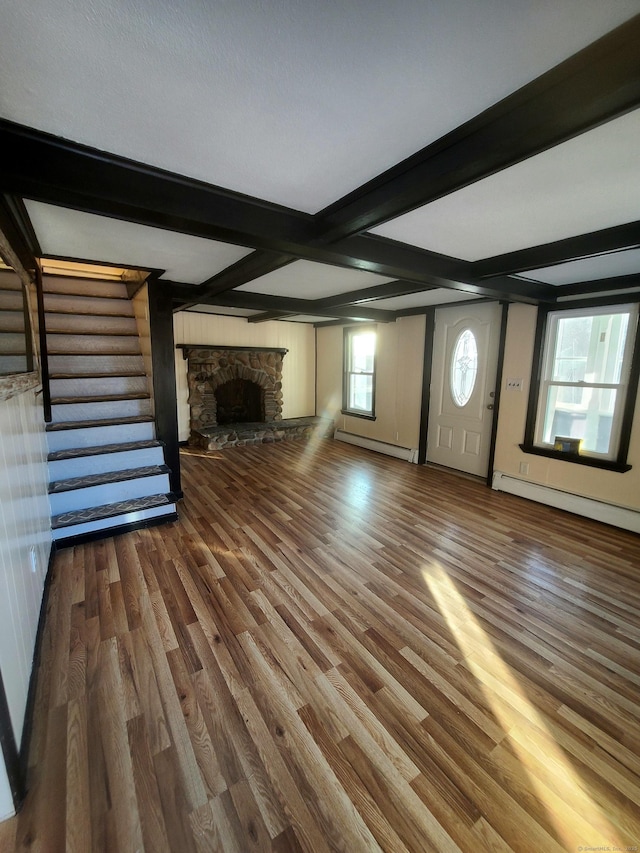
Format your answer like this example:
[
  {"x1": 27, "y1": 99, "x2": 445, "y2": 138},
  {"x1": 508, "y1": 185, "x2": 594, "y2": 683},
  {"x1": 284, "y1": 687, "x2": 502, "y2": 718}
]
[{"x1": 427, "y1": 302, "x2": 502, "y2": 477}]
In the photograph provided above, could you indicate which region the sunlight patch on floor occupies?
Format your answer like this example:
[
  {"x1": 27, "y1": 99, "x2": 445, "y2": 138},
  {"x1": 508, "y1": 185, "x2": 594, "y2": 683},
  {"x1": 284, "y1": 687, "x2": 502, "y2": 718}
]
[{"x1": 423, "y1": 563, "x2": 622, "y2": 850}]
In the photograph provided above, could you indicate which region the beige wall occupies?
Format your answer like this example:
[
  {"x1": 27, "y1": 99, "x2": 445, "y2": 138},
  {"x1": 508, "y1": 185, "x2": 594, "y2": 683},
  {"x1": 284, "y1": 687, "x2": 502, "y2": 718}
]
[
  {"x1": 494, "y1": 303, "x2": 640, "y2": 511},
  {"x1": 173, "y1": 311, "x2": 316, "y2": 441},
  {"x1": 316, "y1": 315, "x2": 425, "y2": 450}
]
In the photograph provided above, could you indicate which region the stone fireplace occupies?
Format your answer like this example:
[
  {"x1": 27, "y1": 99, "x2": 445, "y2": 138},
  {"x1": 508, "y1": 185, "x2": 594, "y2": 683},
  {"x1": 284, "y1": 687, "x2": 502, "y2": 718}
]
[
  {"x1": 178, "y1": 344, "x2": 333, "y2": 451},
  {"x1": 179, "y1": 345, "x2": 286, "y2": 431}
]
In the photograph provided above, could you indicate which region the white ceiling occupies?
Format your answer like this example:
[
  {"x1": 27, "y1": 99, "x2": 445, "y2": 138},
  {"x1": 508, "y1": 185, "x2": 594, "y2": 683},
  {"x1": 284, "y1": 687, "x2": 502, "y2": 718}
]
[
  {"x1": 367, "y1": 290, "x2": 479, "y2": 311},
  {"x1": 1, "y1": 2, "x2": 639, "y2": 322},
  {"x1": 24, "y1": 202, "x2": 252, "y2": 284},
  {"x1": 1, "y1": 0, "x2": 636, "y2": 213}
]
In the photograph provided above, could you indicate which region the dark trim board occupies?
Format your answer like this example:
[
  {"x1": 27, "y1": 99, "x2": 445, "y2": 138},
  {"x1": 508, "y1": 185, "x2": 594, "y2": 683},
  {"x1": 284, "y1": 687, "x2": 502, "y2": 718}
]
[
  {"x1": 0, "y1": 670, "x2": 23, "y2": 813},
  {"x1": 53, "y1": 510, "x2": 180, "y2": 550},
  {"x1": 472, "y1": 221, "x2": 640, "y2": 279},
  {"x1": 417, "y1": 309, "x2": 435, "y2": 466},
  {"x1": 148, "y1": 283, "x2": 182, "y2": 496},
  {"x1": 486, "y1": 302, "x2": 509, "y2": 485},
  {"x1": 176, "y1": 344, "x2": 289, "y2": 355}
]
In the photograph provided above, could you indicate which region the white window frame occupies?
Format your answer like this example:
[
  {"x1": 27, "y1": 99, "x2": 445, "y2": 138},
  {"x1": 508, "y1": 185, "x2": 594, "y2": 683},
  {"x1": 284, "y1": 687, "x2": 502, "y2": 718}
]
[
  {"x1": 532, "y1": 303, "x2": 638, "y2": 463},
  {"x1": 342, "y1": 325, "x2": 377, "y2": 420}
]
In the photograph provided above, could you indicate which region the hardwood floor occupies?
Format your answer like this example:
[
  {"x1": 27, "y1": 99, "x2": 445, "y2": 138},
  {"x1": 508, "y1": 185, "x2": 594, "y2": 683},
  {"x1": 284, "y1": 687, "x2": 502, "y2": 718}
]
[{"x1": 10, "y1": 438, "x2": 640, "y2": 851}]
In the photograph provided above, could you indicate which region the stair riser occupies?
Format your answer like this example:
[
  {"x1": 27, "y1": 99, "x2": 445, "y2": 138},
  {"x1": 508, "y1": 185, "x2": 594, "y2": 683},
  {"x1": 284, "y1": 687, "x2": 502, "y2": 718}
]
[
  {"x1": 49, "y1": 375, "x2": 149, "y2": 398},
  {"x1": 51, "y1": 504, "x2": 176, "y2": 542},
  {"x1": 46, "y1": 334, "x2": 141, "y2": 354},
  {"x1": 0, "y1": 313, "x2": 26, "y2": 333},
  {"x1": 49, "y1": 473, "x2": 172, "y2": 515},
  {"x1": 0, "y1": 294, "x2": 24, "y2": 311},
  {"x1": 48, "y1": 354, "x2": 145, "y2": 376},
  {"x1": 50, "y1": 399, "x2": 152, "y2": 423},
  {"x1": 48, "y1": 446, "x2": 165, "y2": 480},
  {"x1": 44, "y1": 293, "x2": 134, "y2": 317},
  {"x1": 0, "y1": 355, "x2": 29, "y2": 373},
  {"x1": 45, "y1": 315, "x2": 138, "y2": 335},
  {"x1": 0, "y1": 333, "x2": 28, "y2": 354},
  {"x1": 46, "y1": 421, "x2": 156, "y2": 451},
  {"x1": 43, "y1": 276, "x2": 130, "y2": 299}
]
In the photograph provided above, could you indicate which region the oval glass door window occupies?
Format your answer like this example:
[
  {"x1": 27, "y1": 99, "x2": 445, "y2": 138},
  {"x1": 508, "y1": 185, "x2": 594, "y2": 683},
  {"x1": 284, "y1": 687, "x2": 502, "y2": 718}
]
[{"x1": 450, "y1": 328, "x2": 478, "y2": 407}]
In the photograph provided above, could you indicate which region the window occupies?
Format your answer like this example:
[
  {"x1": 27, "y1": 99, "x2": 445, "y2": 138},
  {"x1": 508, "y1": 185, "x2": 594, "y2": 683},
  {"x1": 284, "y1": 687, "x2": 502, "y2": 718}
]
[
  {"x1": 450, "y1": 328, "x2": 478, "y2": 407},
  {"x1": 343, "y1": 326, "x2": 376, "y2": 419},
  {"x1": 523, "y1": 303, "x2": 639, "y2": 470}
]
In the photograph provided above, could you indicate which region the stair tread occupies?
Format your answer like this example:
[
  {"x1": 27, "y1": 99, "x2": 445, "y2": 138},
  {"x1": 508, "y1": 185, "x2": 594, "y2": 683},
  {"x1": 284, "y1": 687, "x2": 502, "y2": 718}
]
[
  {"x1": 47, "y1": 350, "x2": 143, "y2": 356},
  {"x1": 51, "y1": 493, "x2": 173, "y2": 528},
  {"x1": 49, "y1": 464, "x2": 170, "y2": 493},
  {"x1": 46, "y1": 330, "x2": 139, "y2": 337},
  {"x1": 48, "y1": 439, "x2": 163, "y2": 461},
  {"x1": 46, "y1": 415, "x2": 154, "y2": 431},
  {"x1": 44, "y1": 306, "x2": 133, "y2": 317},
  {"x1": 50, "y1": 371, "x2": 146, "y2": 379},
  {"x1": 43, "y1": 283, "x2": 130, "y2": 298},
  {"x1": 51, "y1": 393, "x2": 151, "y2": 405}
]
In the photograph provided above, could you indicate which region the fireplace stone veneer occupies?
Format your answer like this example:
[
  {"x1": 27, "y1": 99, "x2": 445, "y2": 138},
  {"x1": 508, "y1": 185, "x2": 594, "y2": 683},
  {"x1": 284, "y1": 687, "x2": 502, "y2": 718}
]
[{"x1": 179, "y1": 344, "x2": 287, "y2": 433}]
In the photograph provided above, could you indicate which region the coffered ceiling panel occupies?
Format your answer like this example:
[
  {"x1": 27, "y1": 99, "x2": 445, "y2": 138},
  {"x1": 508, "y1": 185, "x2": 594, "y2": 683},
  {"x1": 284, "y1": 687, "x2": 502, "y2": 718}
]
[
  {"x1": 370, "y1": 109, "x2": 640, "y2": 262},
  {"x1": 520, "y1": 247, "x2": 640, "y2": 286},
  {"x1": 367, "y1": 289, "x2": 480, "y2": 312},
  {"x1": 237, "y1": 260, "x2": 395, "y2": 299},
  {"x1": 24, "y1": 202, "x2": 252, "y2": 284}
]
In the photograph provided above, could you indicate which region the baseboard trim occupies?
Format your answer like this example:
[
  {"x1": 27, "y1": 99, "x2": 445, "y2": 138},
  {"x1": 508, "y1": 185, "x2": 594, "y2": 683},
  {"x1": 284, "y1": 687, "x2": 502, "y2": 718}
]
[
  {"x1": 333, "y1": 429, "x2": 418, "y2": 463},
  {"x1": 15, "y1": 542, "x2": 57, "y2": 811},
  {"x1": 492, "y1": 472, "x2": 640, "y2": 534}
]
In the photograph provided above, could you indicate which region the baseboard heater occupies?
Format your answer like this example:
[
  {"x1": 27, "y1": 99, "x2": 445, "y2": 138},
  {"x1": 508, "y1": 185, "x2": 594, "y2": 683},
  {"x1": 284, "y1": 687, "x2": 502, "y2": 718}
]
[
  {"x1": 334, "y1": 429, "x2": 418, "y2": 463},
  {"x1": 492, "y1": 471, "x2": 640, "y2": 534}
]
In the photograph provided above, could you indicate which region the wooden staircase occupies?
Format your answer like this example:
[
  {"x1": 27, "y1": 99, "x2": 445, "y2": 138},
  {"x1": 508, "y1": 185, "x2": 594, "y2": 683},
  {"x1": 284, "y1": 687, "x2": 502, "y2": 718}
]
[
  {"x1": 0, "y1": 270, "x2": 30, "y2": 375},
  {"x1": 43, "y1": 275, "x2": 178, "y2": 544}
]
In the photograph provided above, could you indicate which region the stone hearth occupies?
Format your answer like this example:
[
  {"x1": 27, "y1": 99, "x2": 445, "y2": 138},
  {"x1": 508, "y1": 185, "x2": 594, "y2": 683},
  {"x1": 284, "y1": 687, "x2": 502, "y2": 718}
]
[{"x1": 189, "y1": 416, "x2": 335, "y2": 451}]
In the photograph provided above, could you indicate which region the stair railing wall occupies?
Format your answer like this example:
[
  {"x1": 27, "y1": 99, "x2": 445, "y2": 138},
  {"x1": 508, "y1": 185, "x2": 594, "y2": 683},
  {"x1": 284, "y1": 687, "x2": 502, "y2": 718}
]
[{"x1": 34, "y1": 265, "x2": 51, "y2": 422}]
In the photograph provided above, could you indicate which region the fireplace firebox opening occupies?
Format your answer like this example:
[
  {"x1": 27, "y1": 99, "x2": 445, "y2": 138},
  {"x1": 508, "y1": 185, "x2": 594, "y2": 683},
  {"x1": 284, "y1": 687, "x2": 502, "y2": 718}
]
[{"x1": 215, "y1": 378, "x2": 264, "y2": 425}]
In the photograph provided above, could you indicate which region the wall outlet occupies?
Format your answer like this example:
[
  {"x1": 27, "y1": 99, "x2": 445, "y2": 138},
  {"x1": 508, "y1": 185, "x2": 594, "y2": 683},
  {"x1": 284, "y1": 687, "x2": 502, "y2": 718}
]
[
  {"x1": 519, "y1": 462, "x2": 529, "y2": 475},
  {"x1": 506, "y1": 378, "x2": 523, "y2": 391}
]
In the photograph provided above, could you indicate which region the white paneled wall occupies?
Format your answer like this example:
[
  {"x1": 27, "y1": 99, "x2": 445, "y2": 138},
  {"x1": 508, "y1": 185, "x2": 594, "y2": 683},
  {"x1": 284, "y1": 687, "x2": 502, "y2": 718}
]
[
  {"x1": 0, "y1": 385, "x2": 51, "y2": 752},
  {"x1": 174, "y1": 312, "x2": 316, "y2": 441}
]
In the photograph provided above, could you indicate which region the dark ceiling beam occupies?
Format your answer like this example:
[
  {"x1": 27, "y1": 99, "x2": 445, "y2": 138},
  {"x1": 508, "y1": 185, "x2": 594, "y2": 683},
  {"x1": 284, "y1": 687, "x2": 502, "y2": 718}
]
[
  {"x1": 248, "y1": 310, "x2": 296, "y2": 323},
  {"x1": 0, "y1": 120, "x2": 554, "y2": 305},
  {"x1": 0, "y1": 119, "x2": 316, "y2": 250},
  {"x1": 394, "y1": 297, "x2": 491, "y2": 318},
  {"x1": 174, "y1": 288, "x2": 396, "y2": 323},
  {"x1": 550, "y1": 272, "x2": 640, "y2": 299},
  {"x1": 315, "y1": 279, "x2": 437, "y2": 309},
  {"x1": 313, "y1": 14, "x2": 640, "y2": 241},
  {"x1": 471, "y1": 221, "x2": 640, "y2": 279},
  {"x1": 178, "y1": 249, "x2": 296, "y2": 310}
]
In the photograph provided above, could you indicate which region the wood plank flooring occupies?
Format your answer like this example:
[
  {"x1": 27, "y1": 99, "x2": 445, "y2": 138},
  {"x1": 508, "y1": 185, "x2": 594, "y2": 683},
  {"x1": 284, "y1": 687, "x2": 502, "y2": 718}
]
[{"x1": 10, "y1": 438, "x2": 640, "y2": 851}]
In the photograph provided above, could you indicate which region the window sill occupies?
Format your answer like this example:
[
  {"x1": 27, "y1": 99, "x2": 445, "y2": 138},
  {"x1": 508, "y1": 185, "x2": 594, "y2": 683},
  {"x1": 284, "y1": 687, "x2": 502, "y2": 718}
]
[
  {"x1": 519, "y1": 443, "x2": 631, "y2": 473},
  {"x1": 341, "y1": 409, "x2": 376, "y2": 422}
]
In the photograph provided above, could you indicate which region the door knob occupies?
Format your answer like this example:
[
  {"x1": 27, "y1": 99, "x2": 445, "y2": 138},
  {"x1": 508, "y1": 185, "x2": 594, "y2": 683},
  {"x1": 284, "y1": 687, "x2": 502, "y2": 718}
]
[{"x1": 486, "y1": 403, "x2": 494, "y2": 410}]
